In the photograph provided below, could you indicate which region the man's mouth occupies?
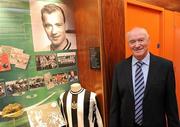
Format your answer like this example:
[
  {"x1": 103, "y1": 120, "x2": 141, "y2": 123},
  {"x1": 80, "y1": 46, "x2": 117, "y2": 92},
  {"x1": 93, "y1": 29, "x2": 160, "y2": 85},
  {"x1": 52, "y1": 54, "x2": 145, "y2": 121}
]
[
  {"x1": 52, "y1": 37, "x2": 59, "y2": 41},
  {"x1": 134, "y1": 48, "x2": 143, "y2": 53}
]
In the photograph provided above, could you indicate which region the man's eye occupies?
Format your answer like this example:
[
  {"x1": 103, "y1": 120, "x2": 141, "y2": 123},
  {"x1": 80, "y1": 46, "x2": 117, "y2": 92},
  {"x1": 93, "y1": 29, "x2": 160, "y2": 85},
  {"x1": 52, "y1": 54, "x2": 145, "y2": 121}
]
[
  {"x1": 138, "y1": 39, "x2": 144, "y2": 42},
  {"x1": 56, "y1": 23, "x2": 63, "y2": 27},
  {"x1": 44, "y1": 24, "x2": 51, "y2": 28},
  {"x1": 129, "y1": 40, "x2": 136, "y2": 44}
]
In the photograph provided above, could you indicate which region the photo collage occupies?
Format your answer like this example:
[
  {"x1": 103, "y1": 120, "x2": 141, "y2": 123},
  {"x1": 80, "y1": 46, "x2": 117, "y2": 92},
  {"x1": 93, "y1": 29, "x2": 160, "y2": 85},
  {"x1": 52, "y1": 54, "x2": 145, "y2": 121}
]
[
  {"x1": 0, "y1": 1, "x2": 79, "y2": 126},
  {"x1": 35, "y1": 52, "x2": 76, "y2": 71},
  {"x1": 0, "y1": 68, "x2": 78, "y2": 98},
  {"x1": 0, "y1": 47, "x2": 78, "y2": 98}
]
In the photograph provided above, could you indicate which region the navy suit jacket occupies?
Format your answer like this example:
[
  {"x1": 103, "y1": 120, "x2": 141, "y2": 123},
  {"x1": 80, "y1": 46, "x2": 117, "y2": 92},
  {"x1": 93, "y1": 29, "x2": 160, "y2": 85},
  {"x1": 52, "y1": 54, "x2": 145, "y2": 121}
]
[{"x1": 109, "y1": 53, "x2": 179, "y2": 127}]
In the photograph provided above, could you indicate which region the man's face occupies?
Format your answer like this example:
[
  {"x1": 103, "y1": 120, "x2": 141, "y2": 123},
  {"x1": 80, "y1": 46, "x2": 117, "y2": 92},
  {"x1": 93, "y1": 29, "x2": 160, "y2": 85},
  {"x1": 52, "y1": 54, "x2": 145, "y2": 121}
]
[
  {"x1": 128, "y1": 30, "x2": 150, "y2": 60},
  {"x1": 43, "y1": 11, "x2": 66, "y2": 47},
  {"x1": 70, "y1": 71, "x2": 75, "y2": 77}
]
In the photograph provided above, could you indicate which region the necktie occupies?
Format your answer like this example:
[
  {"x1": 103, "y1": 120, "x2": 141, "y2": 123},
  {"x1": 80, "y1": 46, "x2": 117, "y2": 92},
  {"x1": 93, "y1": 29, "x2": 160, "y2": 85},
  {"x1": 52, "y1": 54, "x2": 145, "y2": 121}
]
[{"x1": 134, "y1": 61, "x2": 145, "y2": 125}]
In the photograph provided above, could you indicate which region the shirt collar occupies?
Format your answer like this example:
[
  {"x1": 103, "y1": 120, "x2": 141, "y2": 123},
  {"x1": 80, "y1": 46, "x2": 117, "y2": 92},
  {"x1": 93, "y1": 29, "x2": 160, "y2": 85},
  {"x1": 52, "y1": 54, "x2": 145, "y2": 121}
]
[{"x1": 132, "y1": 52, "x2": 150, "y2": 66}]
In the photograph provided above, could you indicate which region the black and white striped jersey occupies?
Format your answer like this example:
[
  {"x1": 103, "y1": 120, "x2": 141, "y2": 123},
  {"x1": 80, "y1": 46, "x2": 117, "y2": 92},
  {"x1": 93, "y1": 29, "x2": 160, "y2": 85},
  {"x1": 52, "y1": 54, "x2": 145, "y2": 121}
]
[{"x1": 59, "y1": 88, "x2": 103, "y2": 127}]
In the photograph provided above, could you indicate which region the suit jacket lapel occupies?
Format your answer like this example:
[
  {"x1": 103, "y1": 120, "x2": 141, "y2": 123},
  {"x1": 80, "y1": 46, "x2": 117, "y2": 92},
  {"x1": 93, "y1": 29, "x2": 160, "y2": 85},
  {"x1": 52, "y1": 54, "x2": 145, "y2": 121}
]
[
  {"x1": 126, "y1": 57, "x2": 134, "y2": 97},
  {"x1": 144, "y1": 54, "x2": 157, "y2": 99}
]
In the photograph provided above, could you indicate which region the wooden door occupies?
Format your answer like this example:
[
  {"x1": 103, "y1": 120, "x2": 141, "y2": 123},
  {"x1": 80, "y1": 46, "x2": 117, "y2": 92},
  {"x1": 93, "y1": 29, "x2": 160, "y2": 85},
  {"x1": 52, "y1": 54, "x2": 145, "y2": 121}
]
[{"x1": 125, "y1": 0, "x2": 164, "y2": 58}]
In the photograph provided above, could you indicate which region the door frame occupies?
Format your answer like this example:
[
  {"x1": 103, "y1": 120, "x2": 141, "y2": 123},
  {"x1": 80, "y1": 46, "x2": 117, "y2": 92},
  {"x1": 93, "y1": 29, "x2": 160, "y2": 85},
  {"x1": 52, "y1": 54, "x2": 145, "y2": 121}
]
[{"x1": 124, "y1": 0, "x2": 165, "y2": 57}]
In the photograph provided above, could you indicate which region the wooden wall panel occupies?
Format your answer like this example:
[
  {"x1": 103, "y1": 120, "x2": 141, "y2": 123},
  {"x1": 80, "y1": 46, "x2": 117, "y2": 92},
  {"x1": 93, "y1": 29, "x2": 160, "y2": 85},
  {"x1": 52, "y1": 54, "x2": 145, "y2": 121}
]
[
  {"x1": 101, "y1": 0, "x2": 125, "y2": 125},
  {"x1": 73, "y1": 0, "x2": 106, "y2": 125},
  {"x1": 74, "y1": 0, "x2": 102, "y2": 93}
]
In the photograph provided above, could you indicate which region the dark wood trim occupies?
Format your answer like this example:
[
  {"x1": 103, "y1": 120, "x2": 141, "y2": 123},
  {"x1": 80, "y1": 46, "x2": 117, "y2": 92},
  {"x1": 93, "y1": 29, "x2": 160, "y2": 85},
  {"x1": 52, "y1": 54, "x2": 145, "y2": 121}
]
[{"x1": 101, "y1": 0, "x2": 126, "y2": 125}]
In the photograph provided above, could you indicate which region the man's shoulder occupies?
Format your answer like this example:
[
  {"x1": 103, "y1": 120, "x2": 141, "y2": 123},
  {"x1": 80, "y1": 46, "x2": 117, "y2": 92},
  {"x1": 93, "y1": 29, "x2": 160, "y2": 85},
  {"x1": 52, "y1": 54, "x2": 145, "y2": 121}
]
[
  {"x1": 119, "y1": 56, "x2": 132, "y2": 65},
  {"x1": 150, "y1": 53, "x2": 172, "y2": 64},
  {"x1": 115, "y1": 57, "x2": 131, "y2": 69},
  {"x1": 150, "y1": 53, "x2": 173, "y2": 68}
]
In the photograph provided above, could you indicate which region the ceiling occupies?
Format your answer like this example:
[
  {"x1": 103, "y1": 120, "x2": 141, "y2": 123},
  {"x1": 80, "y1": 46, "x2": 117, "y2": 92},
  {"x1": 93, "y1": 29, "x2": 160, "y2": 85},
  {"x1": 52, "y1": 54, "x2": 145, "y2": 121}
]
[{"x1": 137, "y1": 0, "x2": 180, "y2": 12}]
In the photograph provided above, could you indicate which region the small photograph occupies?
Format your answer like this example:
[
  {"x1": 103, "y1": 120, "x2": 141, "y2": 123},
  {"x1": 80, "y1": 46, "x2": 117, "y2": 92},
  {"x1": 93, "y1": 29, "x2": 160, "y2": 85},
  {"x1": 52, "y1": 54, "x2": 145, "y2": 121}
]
[
  {"x1": 5, "y1": 79, "x2": 29, "y2": 96},
  {"x1": 52, "y1": 72, "x2": 68, "y2": 86},
  {"x1": 27, "y1": 101, "x2": 66, "y2": 127},
  {"x1": 67, "y1": 70, "x2": 78, "y2": 83},
  {"x1": 5, "y1": 81, "x2": 15, "y2": 96},
  {"x1": 10, "y1": 47, "x2": 24, "y2": 64},
  {"x1": 15, "y1": 53, "x2": 30, "y2": 70},
  {"x1": 0, "y1": 53, "x2": 11, "y2": 72},
  {"x1": 28, "y1": 76, "x2": 45, "y2": 90},
  {"x1": 35, "y1": 54, "x2": 58, "y2": 71},
  {"x1": 43, "y1": 72, "x2": 56, "y2": 89},
  {"x1": 57, "y1": 52, "x2": 76, "y2": 67},
  {"x1": 0, "y1": 45, "x2": 12, "y2": 55},
  {"x1": 0, "y1": 82, "x2": 5, "y2": 97}
]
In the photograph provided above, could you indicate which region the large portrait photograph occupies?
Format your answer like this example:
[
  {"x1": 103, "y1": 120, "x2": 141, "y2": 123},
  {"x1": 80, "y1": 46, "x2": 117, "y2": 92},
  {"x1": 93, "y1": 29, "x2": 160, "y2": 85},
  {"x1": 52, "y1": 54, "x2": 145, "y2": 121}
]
[{"x1": 30, "y1": 1, "x2": 77, "y2": 51}]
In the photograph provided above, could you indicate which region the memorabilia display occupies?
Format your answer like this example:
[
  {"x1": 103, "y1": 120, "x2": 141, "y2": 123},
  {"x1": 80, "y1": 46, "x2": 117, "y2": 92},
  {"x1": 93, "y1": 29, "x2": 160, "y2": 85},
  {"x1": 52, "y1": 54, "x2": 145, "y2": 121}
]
[
  {"x1": 0, "y1": 83, "x2": 5, "y2": 98},
  {"x1": 35, "y1": 54, "x2": 58, "y2": 71},
  {"x1": 59, "y1": 83, "x2": 103, "y2": 127},
  {"x1": 15, "y1": 53, "x2": 30, "y2": 69},
  {"x1": 57, "y1": 52, "x2": 76, "y2": 67},
  {"x1": 52, "y1": 72, "x2": 68, "y2": 86},
  {"x1": 5, "y1": 79, "x2": 29, "y2": 96},
  {"x1": 0, "y1": 0, "x2": 78, "y2": 126},
  {"x1": 28, "y1": 76, "x2": 45, "y2": 90},
  {"x1": 10, "y1": 47, "x2": 24, "y2": 65},
  {"x1": 89, "y1": 47, "x2": 101, "y2": 69},
  {"x1": 1, "y1": 103, "x2": 24, "y2": 118},
  {"x1": 0, "y1": 46, "x2": 12, "y2": 56},
  {"x1": 30, "y1": 1, "x2": 77, "y2": 51},
  {"x1": 0, "y1": 45, "x2": 30, "y2": 70},
  {"x1": 43, "y1": 72, "x2": 55, "y2": 89},
  {"x1": 27, "y1": 101, "x2": 66, "y2": 127},
  {"x1": 0, "y1": 53, "x2": 11, "y2": 72}
]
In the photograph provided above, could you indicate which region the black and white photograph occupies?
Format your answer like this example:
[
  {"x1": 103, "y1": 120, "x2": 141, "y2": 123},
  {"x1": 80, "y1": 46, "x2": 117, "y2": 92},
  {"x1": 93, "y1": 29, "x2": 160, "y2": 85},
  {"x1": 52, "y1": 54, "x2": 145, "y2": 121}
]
[
  {"x1": 5, "y1": 79, "x2": 29, "y2": 96},
  {"x1": 35, "y1": 54, "x2": 58, "y2": 71},
  {"x1": 0, "y1": 82, "x2": 5, "y2": 98},
  {"x1": 28, "y1": 76, "x2": 45, "y2": 90},
  {"x1": 57, "y1": 51, "x2": 76, "y2": 67},
  {"x1": 30, "y1": 1, "x2": 77, "y2": 51}
]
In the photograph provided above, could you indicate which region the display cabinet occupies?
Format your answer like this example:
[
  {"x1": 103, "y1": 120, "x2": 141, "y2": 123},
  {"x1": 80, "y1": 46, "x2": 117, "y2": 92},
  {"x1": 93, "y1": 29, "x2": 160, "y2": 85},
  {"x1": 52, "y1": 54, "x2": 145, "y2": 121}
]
[{"x1": 0, "y1": 0, "x2": 109, "y2": 126}]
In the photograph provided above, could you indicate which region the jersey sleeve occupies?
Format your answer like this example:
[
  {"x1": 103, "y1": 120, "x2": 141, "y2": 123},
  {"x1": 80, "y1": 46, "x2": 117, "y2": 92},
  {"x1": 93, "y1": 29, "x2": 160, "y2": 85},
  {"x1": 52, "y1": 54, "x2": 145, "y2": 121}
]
[
  {"x1": 59, "y1": 92, "x2": 68, "y2": 126},
  {"x1": 91, "y1": 92, "x2": 103, "y2": 127}
]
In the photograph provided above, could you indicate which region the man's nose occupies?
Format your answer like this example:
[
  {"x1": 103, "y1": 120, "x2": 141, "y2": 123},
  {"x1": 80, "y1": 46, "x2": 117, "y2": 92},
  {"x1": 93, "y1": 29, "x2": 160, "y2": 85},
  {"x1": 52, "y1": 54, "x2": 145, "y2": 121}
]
[
  {"x1": 51, "y1": 26, "x2": 58, "y2": 34},
  {"x1": 134, "y1": 41, "x2": 141, "y2": 47}
]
